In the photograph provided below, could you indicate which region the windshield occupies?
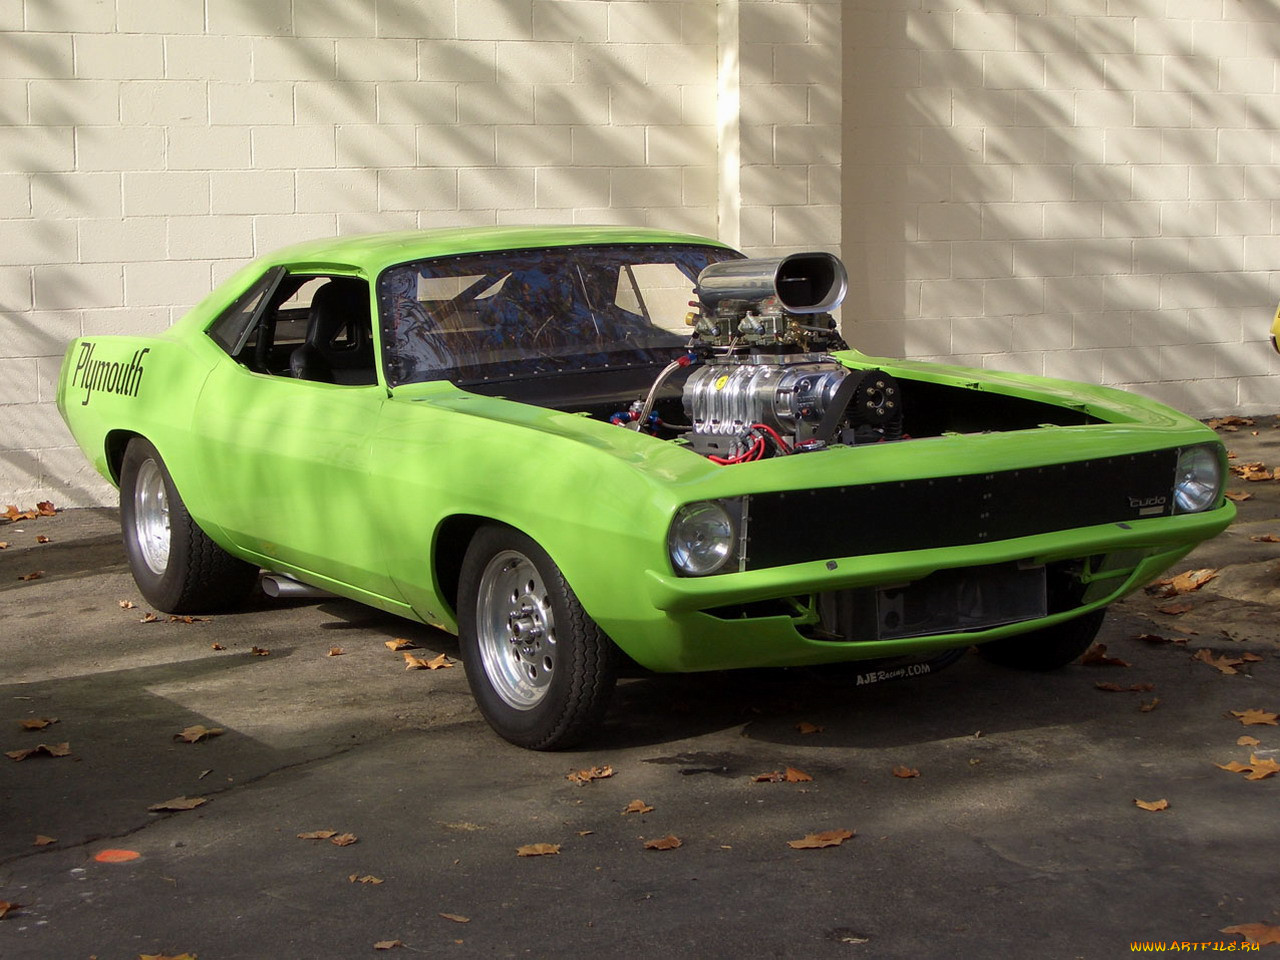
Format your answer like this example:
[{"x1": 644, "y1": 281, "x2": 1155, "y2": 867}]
[{"x1": 378, "y1": 243, "x2": 741, "y2": 385}]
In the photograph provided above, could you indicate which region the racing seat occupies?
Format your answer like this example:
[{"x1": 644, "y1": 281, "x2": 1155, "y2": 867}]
[{"x1": 289, "y1": 278, "x2": 375, "y2": 384}]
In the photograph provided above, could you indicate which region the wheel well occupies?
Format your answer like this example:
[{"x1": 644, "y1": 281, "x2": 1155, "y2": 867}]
[
  {"x1": 104, "y1": 430, "x2": 143, "y2": 485},
  {"x1": 434, "y1": 515, "x2": 506, "y2": 618}
]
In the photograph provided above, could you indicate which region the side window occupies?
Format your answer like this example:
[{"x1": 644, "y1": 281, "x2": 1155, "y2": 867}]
[
  {"x1": 213, "y1": 272, "x2": 377, "y2": 386},
  {"x1": 206, "y1": 267, "x2": 283, "y2": 354}
]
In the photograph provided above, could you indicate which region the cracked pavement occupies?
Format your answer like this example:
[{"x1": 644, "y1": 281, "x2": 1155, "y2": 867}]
[{"x1": 1, "y1": 418, "x2": 1278, "y2": 959}]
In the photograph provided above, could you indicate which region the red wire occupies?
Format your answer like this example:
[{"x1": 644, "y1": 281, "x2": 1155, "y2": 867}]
[{"x1": 750, "y1": 423, "x2": 792, "y2": 454}]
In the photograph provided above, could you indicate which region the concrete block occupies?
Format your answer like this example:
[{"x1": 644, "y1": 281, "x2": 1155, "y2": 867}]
[
  {"x1": 533, "y1": 1, "x2": 609, "y2": 43},
  {"x1": 167, "y1": 216, "x2": 255, "y2": 260},
  {"x1": 210, "y1": 170, "x2": 294, "y2": 216},
  {"x1": 29, "y1": 79, "x2": 120, "y2": 126},
  {"x1": 534, "y1": 166, "x2": 609, "y2": 208},
  {"x1": 120, "y1": 80, "x2": 209, "y2": 125},
  {"x1": 456, "y1": 82, "x2": 534, "y2": 125},
  {"x1": 458, "y1": 167, "x2": 534, "y2": 210},
  {"x1": 417, "y1": 125, "x2": 497, "y2": 167},
  {"x1": 123, "y1": 171, "x2": 210, "y2": 217},
  {"x1": 253, "y1": 126, "x2": 337, "y2": 170},
  {"x1": 419, "y1": 40, "x2": 497, "y2": 82},
  {"x1": 496, "y1": 125, "x2": 572, "y2": 166},
  {"x1": 207, "y1": 0, "x2": 293, "y2": 38},
  {"x1": 533, "y1": 83, "x2": 610, "y2": 126},
  {"x1": 33, "y1": 263, "x2": 124, "y2": 310},
  {"x1": 30, "y1": 173, "x2": 121, "y2": 219},
  {"x1": 209, "y1": 82, "x2": 295, "y2": 125},
  {"x1": 336, "y1": 38, "x2": 418, "y2": 81},
  {"x1": 74, "y1": 34, "x2": 163, "y2": 79},
  {"x1": 295, "y1": 170, "x2": 379, "y2": 214},
  {"x1": 0, "y1": 220, "x2": 76, "y2": 267},
  {"x1": 78, "y1": 217, "x2": 167, "y2": 264},
  {"x1": 458, "y1": 0, "x2": 533, "y2": 41},
  {"x1": 74, "y1": 126, "x2": 165, "y2": 172},
  {"x1": 168, "y1": 127, "x2": 254, "y2": 172},
  {"x1": 123, "y1": 259, "x2": 212, "y2": 308},
  {"x1": 377, "y1": 168, "x2": 459, "y2": 211},
  {"x1": 165, "y1": 36, "x2": 253, "y2": 81}
]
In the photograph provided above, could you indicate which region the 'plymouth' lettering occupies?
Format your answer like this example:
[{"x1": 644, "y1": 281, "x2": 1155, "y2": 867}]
[{"x1": 71, "y1": 342, "x2": 149, "y2": 406}]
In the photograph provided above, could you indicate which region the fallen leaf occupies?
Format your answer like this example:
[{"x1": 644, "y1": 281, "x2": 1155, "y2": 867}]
[
  {"x1": 373, "y1": 941, "x2": 403, "y2": 950},
  {"x1": 94, "y1": 848, "x2": 140, "y2": 863},
  {"x1": 20, "y1": 717, "x2": 57, "y2": 730},
  {"x1": 36, "y1": 501, "x2": 56, "y2": 516},
  {"x1": 1224, "y1": 490, "x2": 1253, "y2": 502},
  {"x1": 892, "y1": 765, "x2": 920, "y2": 778},
  {"x1": 788, "y1": 828, "x2": 855, "y2": 850},
  {"x1": 1209, "y1": 416, "x2": 1256, "y2": 429},
  {"x1": 1156, "y1": 602, "x2": 1194, "y2": 615},
  {"x1": 439, "y1": 913, "x2": 470, "y2": 923},
  {"x1": 403, "y1": 651, "x2": 454, "y2": 669},
  {"x1": 17, "y1": 570, "x2": 43, "y2": 581},
  {"x1": 0, "y1": 901, "x2": 19, "y2": 919},
  {"x1": 577, "y1": 830, "x2": 593, "y2": 836},
  {"x1": 566, "y1": 765, "x2": 614, "y2": 784},
  {"x1": 1216, "y1": 754, "x2": 1280, "y2": 780},
  {"x1": 33, "y1": 835, "x2": 56, "y2": 846},
  {"x1": 795, "y1": 721, "x2": 824, "y2": 735},
  {"x1": 1132, "y1": 632, "x2": 1182, "y2": 645},
  {"x1": 330, "y1": 833, "x2": 358, "y2": 846},
  {"x1": 1095, "y1": 682, "x2": 1156, "y2": 692},
  {"x1": 0, "y1": 541, "x2": 8, "y2": 548},
  {"x1": 1194, "y1": 648, "x2": 1245, "y2": 675},
  {"x1": 118, "y1": 600, "x2": 136, "y2": 609},
  {"x1": 148, "y1": 796, "x2": 207, "y2": 811},
  {"x1": 35, "y1": 535, "x2": 50, "y2": 544},
  {"x1": 516, "y1": 843, "x2": 560, "y2": 857},
  {"x1": 1249, "y1": 533, "x2": 1280, "y2": 543},
  {"x1": 7, "y1": 742, "x2": 70, "y2": 761},
  {"x1": 784, "y1": 766, "x2": 813, "y2": 783},
  {"x1": 1231, "y1": 709, "x2": 1278, "y2": 726},
  {"x1": 1134, "y1": 798, "x2": 1169, "y2": 812},
  {"x1": 139, "y1": 612, "x2": 159, "y2": 623},
  {"x1": 167, "y1": 615, "x2": 209, "y2": 624},
  {"x1": 327, "y1": 647, "x2": 345, "y2": 657},
  {"x1": 384, "y1": 638, "x2": 416, "y2": 651},
  {"x1": 1237, "y1": 735, "x2": 1261, "y2": 746},
  {"x1": 1081, "y1": 643, "x2": 1130, "y2": 667},
  {"x1": 1220, "y1": 923, "x2": 1280, "y2": 947},
  {"x1": 621, "y1": 800, "x2": 654, "y2": 815},
  {"x1": 1139, "y1": 698, "x2": 1161, "y2": 712},
  {"x1": 250, "y1": 646, "x2": 270, "y2": 656},
  {"x1": 210, "y1": 643, "x2": 225, "y2": 651},
  {"x1": 298, "y1": 830, "x2": 338, "y2": 840},
  {"x1": 348, "y1": 874, "x2": 384, "y2": 884},
  {"x1": 643, "y1": 835, "x2": 682, "y2": 851},
  {"x1": 1148, "y1": 567, "x2": 1219, "y2": 598},
  {"x1": 752, "y1": 771, "x2": 785, "y2": 783},
  {"x1": 175, "y1": 725, "x2": 224, "y2": 743}
]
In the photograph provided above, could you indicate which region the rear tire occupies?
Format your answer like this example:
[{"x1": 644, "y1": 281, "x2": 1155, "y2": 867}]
[
  {"x1": 119, "y1": 438, "x2": 258, "y2": 613},
  {"x1": 458, "y1": 525, "x2": 617, "y2": 750},
  {"x1": 977, "y1": 608, "x2": 1107, "y2": 671}
]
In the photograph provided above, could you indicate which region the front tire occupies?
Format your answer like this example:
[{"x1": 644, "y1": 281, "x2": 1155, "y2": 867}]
[
  {"x1": 458, "y1": 525, "x2": 617, "y2": 750},
  {"x1": 119, "y1": 438, "x2": 258, "y2": 613},
  {"x1": 977, "y1": 608, "x2": 1107, "y2": 671}
]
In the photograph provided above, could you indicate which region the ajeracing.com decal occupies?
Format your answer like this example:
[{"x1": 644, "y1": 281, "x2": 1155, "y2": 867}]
[{"x1": 70, "y1": 342, "x2": 149, "y2": 407}]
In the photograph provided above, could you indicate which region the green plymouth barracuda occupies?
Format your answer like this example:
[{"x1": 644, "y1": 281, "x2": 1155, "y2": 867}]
[{"x1": 58, "y1": 226, "x2": 1233, "y2": 748}]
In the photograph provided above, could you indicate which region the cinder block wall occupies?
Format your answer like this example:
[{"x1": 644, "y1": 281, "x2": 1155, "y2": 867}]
[{"x1": 842, "y1": 0, "x2": 1280, "y2": 415}]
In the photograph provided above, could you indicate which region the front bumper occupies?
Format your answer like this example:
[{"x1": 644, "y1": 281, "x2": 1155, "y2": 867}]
[{"x1": 605, "y1": 505, "x2": 1233, "y2": 672}]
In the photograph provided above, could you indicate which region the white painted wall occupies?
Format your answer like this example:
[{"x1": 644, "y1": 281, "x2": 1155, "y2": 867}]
[{"x1": 842, "y1": 0, "x2": 1280, "y2": 416}]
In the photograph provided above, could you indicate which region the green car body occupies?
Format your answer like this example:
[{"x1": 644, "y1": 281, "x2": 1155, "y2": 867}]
[{"x1": 57, "y1": 226, "x2": 1233, "y2": 748}]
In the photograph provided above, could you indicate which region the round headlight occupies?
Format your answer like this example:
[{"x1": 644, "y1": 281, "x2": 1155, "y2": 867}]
[
  {"x1": 668, "y1": 501, "x2": 736, "y2": 576},
  {"x1": 1173, "y1": 445, "x2": 1221, "y2": 514}
]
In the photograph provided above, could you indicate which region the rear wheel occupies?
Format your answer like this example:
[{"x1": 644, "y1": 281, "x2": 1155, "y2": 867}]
[
  {"x1": 977, "y1": 608, "x2": 1106, "y2": 671},
  {"x1": 119, "y1": 438, "x2": 258, "y2": 613},
  {"x1": 458, "y1": 525, "x2": 617, "y2": 750}
]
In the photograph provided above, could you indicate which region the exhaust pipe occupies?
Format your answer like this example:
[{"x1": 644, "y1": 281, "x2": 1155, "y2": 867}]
[{"x1": 260, "y1": 574, "x2": 334, "y2": 600}]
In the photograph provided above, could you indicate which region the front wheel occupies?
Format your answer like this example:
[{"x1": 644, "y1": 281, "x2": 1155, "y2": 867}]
[
  {"x1": 119, "y1": 438, "x2": 258, "y2": 613},
  {"x1": 458, "y1": 525, "x2": 618, "y2": 750},
  {"x1": 977, "y1": 608, "x2": 1107, "y2": 671}
]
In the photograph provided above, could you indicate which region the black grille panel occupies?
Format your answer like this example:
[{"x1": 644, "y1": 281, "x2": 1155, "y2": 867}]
[{"x1": 744, "y1": 449, "x2": 1179, "y2": 571}]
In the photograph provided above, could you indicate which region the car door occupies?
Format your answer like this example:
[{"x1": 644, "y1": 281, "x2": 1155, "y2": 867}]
[{"x1": 190, "y1": 271, "x2": 402, "y2": 605}]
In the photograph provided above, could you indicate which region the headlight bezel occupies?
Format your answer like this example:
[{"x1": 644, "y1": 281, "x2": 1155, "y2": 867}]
[
  {"x1": 1172, "y1": 443, "x2": 1224, "y2": 514},
  {"x1": 667, "y1": 498, "x2": 743, "y2": 577}
]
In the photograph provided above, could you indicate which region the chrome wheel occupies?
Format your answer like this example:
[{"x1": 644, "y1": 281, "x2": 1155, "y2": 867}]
[
  {"x1": 133, "y1": 458, "x2": 171, "y2": 576},
  {"x1": 476, "y1": 549, "x2": 557, "y2": 710}
]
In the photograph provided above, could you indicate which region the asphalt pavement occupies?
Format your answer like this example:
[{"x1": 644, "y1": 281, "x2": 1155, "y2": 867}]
[{"x1": 1, "y1": 418, "x2": 1278, "y2": 960}]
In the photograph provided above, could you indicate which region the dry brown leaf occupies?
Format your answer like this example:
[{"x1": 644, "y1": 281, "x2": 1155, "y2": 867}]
[
  {"x1": 35, "y1": 535, "x2": 50, "y2": 544},
  {"x1": 33, "y1": 835, "x2": 56, "y2": 846},
  {"x1": 1156, "y1": 602, "x2": 1194, "y2": 615},
  {"x1": 1249, "y1": 533, "x2": 1280, "y2": 543},
  {"x1": 36, "y1": 501, "x2": 56, "y2": 516},
  {"x1": 139, "y1": 612, "x2": 159, "y2": 623},
  {"x1": 348, "y1": 874, "x2": 384, "y2": 884},
  {"x1": 787, "y1": 828, "x2": 855, "y2": 850},
  {"x1": 1237, "y1": 735, "x2": 1261, "y2": 746},
  {"x1": 298, "y1": 830, "x2": 338, "y2": 840},
  {"x1": 784, "y1": 766, "x2": 813, "y2": 783},
  {"x1": 644, "y1": 834, "x2": 682, "y2": 851},
  {"x1": 1133, "y1": 798, "x2": 1169, "y2": 812},
  {"x1": 892, "y1": 765, "x2": 920, "y2": 779},
  {"x1": 0, "y1": 900, "x2": 18, "y2": 919},
  {"x1": 1095, "y1": 682, "x2": 1156, "y2": 692},
  {"x1": 1224, "y1": 490, "x2": 1253, "y2": 502},
  {"x1": 439, "y1": 913, "x2": 470, "y2": 923},
  {"x1": 1216, "y1": 754, "x2": 1280, "y2": 781},
  {"x1": 250, "y1": 646, "x2": 270, "y2": 656},
  {"x1": 1208, "y1": 416, "x2": 1256, "y2": 429},
  {"x1": 1220, "y1": 923, "x2": 1280, "y2": 947},
  {"x1": 1194, "y1": 648, "x2": 1245, "y2": 674},
  {"x1": 795, "y1": 721, "x2": 824, "y2": 735},
  {"x1": 566, "y1": 765, "x2": 614, "y2": 784},
  {"x1": 373, "y1": 941, "x2": 404, "y2": 950},
  {"x1": 2, "y1": 504, "x2": 20, "y2": 522},
  {"x1": 419, "y1": 652, "x2": 454, "y2": 669},
  {"x1": 1231, "y1": 709, "x2": 1278, "y2": 726},
  {"x1": 0, "y1": 541, "x2": 8, "y2": 549},
  {"x1": 7, "y1": 742, "x2": 70, "y2": 761},
  {"x1": 1081, "y1": 643, "x2": 1130, "y2": 667},
  {"x1": 167, "y1": 615, "x2": 209, "y2": 624},
  {"x1": 752, "y1": 771, "x2": 784, "y2": 783},
  {"x1": 17, "y1": 570, "x2": 43, "y2": 581},
  {"x1": 20, "y1": 717, "x2": 57, "y2": 730},
  {"x1": 148, "y1": 796, "x2": 207, "y2": 811},
  {"x1": 1150, "y1": 567, "x2": 1218, "y2": 597},
  {"x1": 621, "y1": 800, "x2": 654, "y2": 815},
  {"x1": 118, "y1": 599, "x2": 136, "y2": 609},
  {"x1": 516, "y1": 842, "x2": 560, "y2": 857},
  {"x1": 1241, "y1": 652, "x2": 1264, "y2": 662},
  {"x1": 210, "y1": 643, "x2": 225, "y2": 651},
  {"x1": 330, "y1": 833, "x2": 358, "y2": 846},
  {"x1": 327, "y1": 647, "x2": 345, "y2": 657},
  {"x1": 174, "y1": 725, "x2": 223, "y2": 743},
  {"x1": 1139, "y1": 698, "x2": 1161, "y2": 712},
  {"x1": 384, "y1": 638, "x2": 415, "y2": 651}
]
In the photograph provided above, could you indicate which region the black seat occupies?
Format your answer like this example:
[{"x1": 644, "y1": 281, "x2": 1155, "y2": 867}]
[{"x1": 290, "y1": 279, "x2": 374, "y2": 384}]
